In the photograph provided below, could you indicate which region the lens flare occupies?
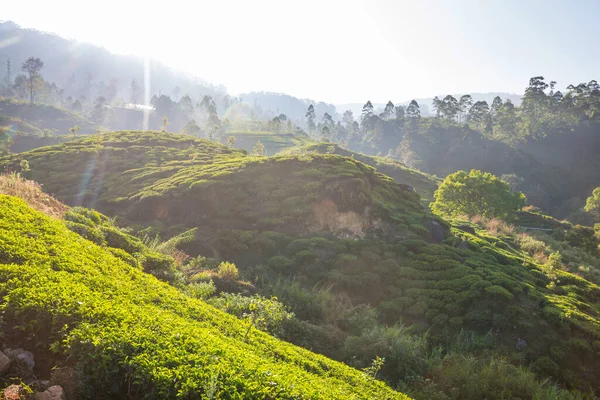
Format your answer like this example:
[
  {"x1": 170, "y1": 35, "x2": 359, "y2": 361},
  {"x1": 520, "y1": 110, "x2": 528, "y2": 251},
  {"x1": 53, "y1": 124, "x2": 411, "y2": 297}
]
[{"x1": 74, "y1": 148, "x2": 108, "y2": 207}]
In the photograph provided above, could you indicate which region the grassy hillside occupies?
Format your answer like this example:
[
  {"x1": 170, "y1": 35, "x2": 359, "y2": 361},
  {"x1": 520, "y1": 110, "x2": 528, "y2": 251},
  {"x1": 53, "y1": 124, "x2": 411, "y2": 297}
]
[
  {"x1": 283, "y1": 143, "x2": 439, "y2": 204},
  {"x1": 0, "y1": 131, "x2": 425, "y2": 238},
  {"x1": 0, "y1": 98, "x2": 94, "y2": 134},
  {"x1": 2, "y1": 131, "x2": 600, "y2": 396},
  {"x1": 0, "y1": 194, "x2": 407, "y2": 399},
  {"x1": 226, "y1": 130, "x2": 309, "y2": 155}
]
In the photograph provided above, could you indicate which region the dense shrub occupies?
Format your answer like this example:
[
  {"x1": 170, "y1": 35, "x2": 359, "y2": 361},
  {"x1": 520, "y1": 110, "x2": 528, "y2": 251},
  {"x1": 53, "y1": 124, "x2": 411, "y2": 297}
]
[
  {"x1": 411, "y1": 354, "x2": 581, "y2": 400},
  {"x1": 432, "y1": 170, "x2": 526, "y2": 220},
  {"x1": 344, "y1": 324, "x2": 428, "y2": 386},
  {"x1": 208, "y1": 293, "x2": 294, "y2": 336},
  {"x1": 217, "y1": 261, "x2": 239, "y2": 281}
]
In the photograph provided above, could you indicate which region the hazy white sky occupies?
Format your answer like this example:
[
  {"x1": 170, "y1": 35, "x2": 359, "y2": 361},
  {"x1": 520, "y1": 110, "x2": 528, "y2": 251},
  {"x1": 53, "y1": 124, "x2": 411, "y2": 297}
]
[{"x1": 3, "y1": 0, "x2": 600, "y2": 103}]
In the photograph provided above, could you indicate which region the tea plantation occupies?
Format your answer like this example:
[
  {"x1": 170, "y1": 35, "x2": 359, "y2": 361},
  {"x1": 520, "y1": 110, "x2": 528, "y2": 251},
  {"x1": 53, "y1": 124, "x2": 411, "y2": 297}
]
[
  {"x1": 2, "y1": 131, "x2": 600, "y2": 397},
  {"x1": 0, "y1": 195, "x2": 408, "y2": 399}
]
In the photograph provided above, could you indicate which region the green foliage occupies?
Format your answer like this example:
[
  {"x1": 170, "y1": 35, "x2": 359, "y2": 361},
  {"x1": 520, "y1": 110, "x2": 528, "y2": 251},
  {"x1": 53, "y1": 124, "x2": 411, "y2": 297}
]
[
  {"x1": 344, "y1": 324, "x2": 428, "y2": 385},
  {"x1": 585, "y1": 187, "x2": 600, "y2": 220},
  {"x1": 411, "y1": 354, "x2": 582, "y2": 400},
  {"x1": 564, "y1": 225, "x2": 599, "y2": 255},
  {"x1": 0, "y1": 195, "x2": 408, "y2": 399},
  {"x1": 432, "y1": 169, "x2": 526, "y2": 220},
  {"x1": 217, "y1": 261, "x2": 239, "y2": 281},
  {"x1": 544, "y1": 252, "x2": 563, "y2": 282},
  {"x1": 362, "y1": 356, "x2": 385, "y2": 380},
  {"x1": 519, "y1": 234, "x2": 548, "y2": 255},
  {"x1": 19, "y1": 159, "x2": 30, "y2": 172},
  {"x1": 63, "y1": 207, "x2": 186, "y2": 285},
  {"x1": 142, "y1": 228, "x2": 197, "y2": 255},
  {"x1": 446, "y1": 329, "x2": 495, "y2": 354},
  {"x1": 341, "y1": 304, "x2": 380, "y2": 336},
  {"x1": 268, "y1": 255, "x2": 293, "y2": 270},
  {"x1": 186, "y1": 280, "x2": 217, "y2": 299},
  {"x1": 484, "y1": 285, "x2": 514, "y2": 300},
  {"x1": 208, "y1": 293, "x2": 294, "y2": 337},
  {"x1": 268, "y1": 280, "x2": 327, "y2": 322}
]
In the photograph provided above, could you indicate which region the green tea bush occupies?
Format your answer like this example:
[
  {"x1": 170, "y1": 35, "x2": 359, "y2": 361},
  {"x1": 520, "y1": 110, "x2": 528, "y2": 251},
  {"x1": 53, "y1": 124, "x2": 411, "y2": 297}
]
[
  {"x1": 208, "y1": 293, "x2": 294, "y2": 336},
  {"x1": 519, "y1": 233, "x2": 548, "y2": 255},
  {"x1": 186, "y1": 280, "x2": 217, "y2": 299},
  {"x1": 267, "y1": 255, "x2": 293, "y2": 270},
  {"x1": 269, "y1": 280, "x2": 325, "y2": 322},
  {"x1": 344, "y1": 324, "x2": 428, "y2": 385},
  {"x1": 411, "y1": 354, "x2": 581, "y2": 400},
  {"x1": 217, "y1": 261, "x2": 239, "y2": 281}
]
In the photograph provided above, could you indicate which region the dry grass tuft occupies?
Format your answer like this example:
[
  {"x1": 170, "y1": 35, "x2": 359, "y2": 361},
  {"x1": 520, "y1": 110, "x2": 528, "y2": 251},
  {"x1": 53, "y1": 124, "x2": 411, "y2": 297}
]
[
  {"x1": 469, "y1": 215, "x2": 515, "y2": 237},
  {"x1": 533, "y1": 251, "x2": 549, "y2": 263},
  {"x1": 470, "y1": 215, "x2": 483, "y2": 225},
  {"x1": 0, "y1": 173, "x2": 69, "y2": 218},
  {"x1": 171, "y1": 249, "x2": 191, "y2": 268}
]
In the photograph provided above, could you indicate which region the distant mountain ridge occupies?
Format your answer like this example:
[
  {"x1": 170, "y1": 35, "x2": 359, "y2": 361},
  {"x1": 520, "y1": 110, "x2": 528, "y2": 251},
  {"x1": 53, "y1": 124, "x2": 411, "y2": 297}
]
[
  {"x1": 239, "y1": 91, "x2": 339, "y2": 123},
  {"x1": 0, "y1": 21, "x2": 525, "y2": 124}
]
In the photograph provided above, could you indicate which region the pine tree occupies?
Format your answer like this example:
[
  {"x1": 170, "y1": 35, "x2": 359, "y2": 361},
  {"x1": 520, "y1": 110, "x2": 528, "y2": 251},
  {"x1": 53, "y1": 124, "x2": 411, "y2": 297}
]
[
  {"x1": 305, "y1": 105, "x2": 316, "y2": 134},
  {"x1": 4, "y1": 59, "x2": 12, "y2": 86}
]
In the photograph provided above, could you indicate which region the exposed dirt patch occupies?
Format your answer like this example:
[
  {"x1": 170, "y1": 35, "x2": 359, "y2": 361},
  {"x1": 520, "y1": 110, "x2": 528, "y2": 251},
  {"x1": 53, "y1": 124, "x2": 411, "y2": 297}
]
[{"x1": 308, "y1": 198, "x2": 370, "y2": 238}]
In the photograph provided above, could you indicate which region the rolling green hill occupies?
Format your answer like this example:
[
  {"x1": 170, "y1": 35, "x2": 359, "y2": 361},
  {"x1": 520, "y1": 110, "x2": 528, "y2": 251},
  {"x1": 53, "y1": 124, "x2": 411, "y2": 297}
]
[
  {"x1": 283, "y1": 143, "x2": 439, "y2": 204},
  {"x1": 0, "y1": 194, "x2": 408, "y2": 399},
  {"x1": 0, "y1": 131, "x2": 425, "y2": 238},
  {"x1": 2, "y1": 131, "x2": 600, "y2": 397}
]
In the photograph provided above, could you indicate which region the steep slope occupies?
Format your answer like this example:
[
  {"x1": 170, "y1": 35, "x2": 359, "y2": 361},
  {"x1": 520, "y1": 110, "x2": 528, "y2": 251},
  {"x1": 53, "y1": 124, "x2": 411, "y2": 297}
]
[
  {"x1": 0, "y1": 195, "x2": 407, "y2": 399},
  {"x1": 0, "y1": 172, "x2": 68, "y2": 217},
  {"x1": 2, "y1": 131, "x2": 600, "y2": 395}
]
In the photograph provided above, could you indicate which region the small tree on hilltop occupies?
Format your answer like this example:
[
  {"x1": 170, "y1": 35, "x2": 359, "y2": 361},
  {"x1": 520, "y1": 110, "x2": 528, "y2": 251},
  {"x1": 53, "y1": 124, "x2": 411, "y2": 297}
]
[
  {"x1": 69, "y1": 125, "x2": 80, "y2": 137},
  {"x1": 253, "y1": 140, "x2": 265, "y2": 156},
  {"x1": 161, "y1": 116, "x2": 169, "y2": 132},
  {"x1": 227, "y1": 136, "x2": 236, "y2": 148},
  {"x1": 432, "y1": 169, "x2": 526, "y2": 220}
]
